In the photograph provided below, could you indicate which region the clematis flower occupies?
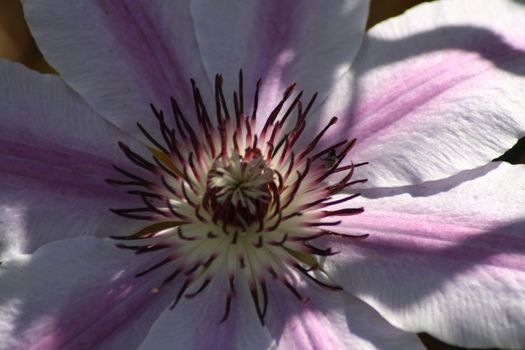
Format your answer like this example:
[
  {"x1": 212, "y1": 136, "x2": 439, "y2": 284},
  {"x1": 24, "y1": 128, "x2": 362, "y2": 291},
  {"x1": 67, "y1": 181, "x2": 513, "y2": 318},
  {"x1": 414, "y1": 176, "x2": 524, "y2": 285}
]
[{"x1": 1, "y1": 0, "x2": 525, "y2": 349}]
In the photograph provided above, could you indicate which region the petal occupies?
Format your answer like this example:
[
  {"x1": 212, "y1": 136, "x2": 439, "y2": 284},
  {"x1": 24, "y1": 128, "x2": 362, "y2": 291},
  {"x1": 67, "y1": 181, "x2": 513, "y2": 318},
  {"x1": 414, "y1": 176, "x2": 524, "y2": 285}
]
[
  {"x1": 264, "y1": 280, "x2": 424, "y2": 350},
  {"x1": 138, "y1": 275, "x2": 276, "y2": 350},
  {"x1": 0, "y1": 60, "x2": 143, "y2": 258},
  {"x1": 22, "y1": 0, "x2": 211, "y2": 136},
  {"x1": 190, "y1": 0, "x2": 369, "y2": 127},
  {"x1": 322, "y1": 162, "x2": 525, "y2": 348},
  {"x1": 0, "y1": 237, "x2": 179, "y2": 350},
  {"x1": 138, "y1": 273, "x2": 422, "y2": 350},
  {"x1": 322, "y1": 0, "x2": 525, "y2": 187}
]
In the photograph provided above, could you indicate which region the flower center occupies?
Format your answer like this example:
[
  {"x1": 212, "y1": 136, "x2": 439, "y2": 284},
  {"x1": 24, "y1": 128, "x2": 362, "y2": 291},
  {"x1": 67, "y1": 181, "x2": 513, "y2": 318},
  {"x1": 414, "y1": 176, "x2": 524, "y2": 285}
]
[
  {"x1": 108, "y1": 72, "x2": 367, "y2": 324},
  {"x1": 204, "y1": 151, "x2": 275, "y2": 230}
]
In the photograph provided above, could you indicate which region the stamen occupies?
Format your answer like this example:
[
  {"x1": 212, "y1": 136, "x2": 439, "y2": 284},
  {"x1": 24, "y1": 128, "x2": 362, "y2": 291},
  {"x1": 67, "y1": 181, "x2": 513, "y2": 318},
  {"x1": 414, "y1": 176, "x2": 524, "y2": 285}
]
[
  {"x1": 282, "y1": 277, "x2": 309, "y2": 303},
  {"x1": 185, "y1": 279, "x2": 211, "y2": 299},
  {"x1": 118, "y1": 142, "x2": 157, "y2": 174},
  {"x1": 294, "y1": 264, "x2": 343, "y2": 291},
  {"x1": 149, "y1": 104, "x2": 177, "y2": 152},
  {"x1": 109, "y1": 72, "x2": 366, "y2": 324},
  {"x1": 135, "y1": 257, "x2": 172, "y2": 278},
  {"x1": 170, "y1": 279, "x2": 192, "y2": 309}
]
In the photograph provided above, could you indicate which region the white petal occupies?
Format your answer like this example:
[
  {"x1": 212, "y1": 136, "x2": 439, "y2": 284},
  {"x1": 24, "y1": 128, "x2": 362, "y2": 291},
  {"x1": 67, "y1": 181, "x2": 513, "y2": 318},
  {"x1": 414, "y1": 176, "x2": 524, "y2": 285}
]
[
  {"x1": 139, "y1": 272, "x2": 423, "y2": 350},
  {"x1": 322, "y1": 162, "x2": 525, "y2": 348},
  {"x1": 322, "y1": 0, "x2": 525, "y2": 187},
  {"x1": 264, "y1": 280, "x2": 424, "y2": 350},
  {"x1": 22, "y1": 0, "x2": 212, "y2": 136},
  {"x1": 0, "y1": 237, "x2": 179, "y2": 350},
  {"x1": 0, "y1": 59, "x2": 142, "y2": 258},
  {"x1": 138, "y1": 275, "x2": 276, "y2": 350},
  {"x1": 191, "y1": 0, "x2": 369, "y2": 128}
]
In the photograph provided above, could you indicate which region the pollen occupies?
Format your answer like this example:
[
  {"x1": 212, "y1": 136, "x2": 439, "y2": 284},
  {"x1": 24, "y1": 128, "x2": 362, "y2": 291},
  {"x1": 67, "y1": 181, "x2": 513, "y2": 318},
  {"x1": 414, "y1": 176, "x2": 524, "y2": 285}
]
[{"x1": 107, "y1": 71, "x2": 367, "y2": 324}]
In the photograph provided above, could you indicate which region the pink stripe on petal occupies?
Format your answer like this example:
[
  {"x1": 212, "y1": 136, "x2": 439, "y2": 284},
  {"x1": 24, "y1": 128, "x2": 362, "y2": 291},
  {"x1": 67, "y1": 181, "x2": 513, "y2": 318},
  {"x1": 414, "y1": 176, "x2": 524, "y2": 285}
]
[
  {"x1": 97, "y1": 1, "x2": 195, "y2": 108},
  {"x1": 23, "y1": 0, "x2": 211, "y2": 136},
  {"x1": 0, "y1": 60, "x2": 144, "y2": 256},
  {"x1": 191, "y1": 0, "x2": 368, "y2": 130},
  {"x1": 24, "y1": 274, "x2": 164, "y2": 350},
  {"x1": 0, "y1": 138, "x2": 119, "y2": 199},
  {"x1": 268, "y1": 289, "x2": 341, "y2": 349},
  {"x1": 320, "y1": 0, "x2": 525, "y2": 187},
  {"x1": 1, "y1": 238, "x2": 177, "y2": 350},
  {"x1": 340, "y1": 214, "x2": 525, "y2": 272},
  {"x1": 322, "y1": 162, "x2": 525, "y2": 348},
  {"x1": 351, "y1": 44, "x2": 524, "y2": 146},
  {"x1": 265, "y1": 277, "x2": 424, "y2": 350}
]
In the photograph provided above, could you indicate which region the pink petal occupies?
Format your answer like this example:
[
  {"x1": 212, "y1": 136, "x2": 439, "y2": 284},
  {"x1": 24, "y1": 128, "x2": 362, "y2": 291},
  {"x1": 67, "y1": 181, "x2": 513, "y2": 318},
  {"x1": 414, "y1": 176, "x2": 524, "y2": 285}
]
[
  {"x1": 0, "y1": 237, "x2": 179, "y2": 350},
  {"x1": 322, "y1": 162, "x2": 525, "y2": 348},
  {"x1": 22, "y1": 0, "x2": 211, "y2": 136},
  {"x1": 0, "y1": 60, "x2": 142, "y2": 257},
  {"x1": 321, "y1": 0, "x2": 525, "y2": 187},
  {"x1": 190, "y1": 0, "x2": 369, "y2": 129}
]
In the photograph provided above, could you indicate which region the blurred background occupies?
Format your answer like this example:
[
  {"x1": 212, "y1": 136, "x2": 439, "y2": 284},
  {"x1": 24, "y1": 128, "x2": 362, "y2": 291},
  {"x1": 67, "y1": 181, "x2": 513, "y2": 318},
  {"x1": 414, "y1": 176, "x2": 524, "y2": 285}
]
[{"x1": 0, "y1": 0, "x2": 522, "y2": 349}]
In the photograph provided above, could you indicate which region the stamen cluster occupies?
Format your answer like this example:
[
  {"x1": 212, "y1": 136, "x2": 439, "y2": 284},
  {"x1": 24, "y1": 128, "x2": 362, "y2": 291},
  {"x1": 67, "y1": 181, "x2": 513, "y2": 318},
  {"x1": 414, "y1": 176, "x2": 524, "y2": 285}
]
[{"x1": 108, "y1": 72, "x2": 367, "y2": 323}]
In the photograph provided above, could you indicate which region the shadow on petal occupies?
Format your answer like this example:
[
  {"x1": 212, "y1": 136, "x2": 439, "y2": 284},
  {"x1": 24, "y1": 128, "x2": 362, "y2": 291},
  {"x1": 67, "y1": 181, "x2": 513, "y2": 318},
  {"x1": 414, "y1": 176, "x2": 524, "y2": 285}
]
[{"x1": 325, "y1": 219, "x2": 525, "y2": 348}]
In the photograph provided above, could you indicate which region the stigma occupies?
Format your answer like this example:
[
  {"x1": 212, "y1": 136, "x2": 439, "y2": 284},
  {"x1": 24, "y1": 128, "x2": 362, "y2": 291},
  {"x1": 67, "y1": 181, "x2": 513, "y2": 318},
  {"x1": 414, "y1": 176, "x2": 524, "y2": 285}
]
[{"x1": 107, "y1": 71, "x2": 367, "y2": 324}]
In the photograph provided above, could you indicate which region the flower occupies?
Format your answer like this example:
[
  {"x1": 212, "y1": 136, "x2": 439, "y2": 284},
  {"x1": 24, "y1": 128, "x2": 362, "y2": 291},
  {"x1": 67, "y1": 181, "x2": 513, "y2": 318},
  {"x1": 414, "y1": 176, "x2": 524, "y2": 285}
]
[{"x1": 1, "y1": 0, "x2": 525, "y2": 349}]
